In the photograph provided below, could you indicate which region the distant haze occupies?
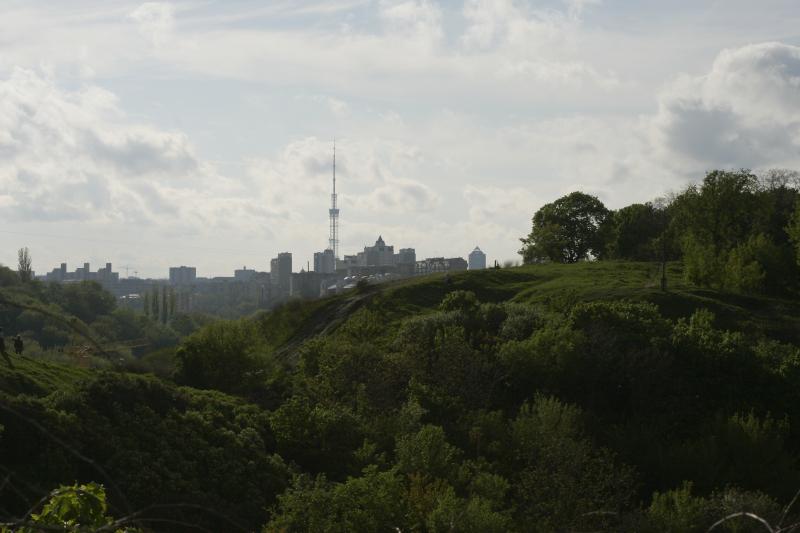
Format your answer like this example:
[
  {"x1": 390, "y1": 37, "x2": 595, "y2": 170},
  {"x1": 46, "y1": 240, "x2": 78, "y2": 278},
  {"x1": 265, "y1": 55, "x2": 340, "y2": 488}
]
[{"x1": 1, "y1": 0, "x2": 799, "y2": 277}]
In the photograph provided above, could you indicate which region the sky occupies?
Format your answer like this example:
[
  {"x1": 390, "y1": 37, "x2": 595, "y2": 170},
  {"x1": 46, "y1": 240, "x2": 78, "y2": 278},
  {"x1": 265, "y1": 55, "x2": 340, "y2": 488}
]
[{"x1": 1, "y1": 0, "x2": 800, "y2": 278}]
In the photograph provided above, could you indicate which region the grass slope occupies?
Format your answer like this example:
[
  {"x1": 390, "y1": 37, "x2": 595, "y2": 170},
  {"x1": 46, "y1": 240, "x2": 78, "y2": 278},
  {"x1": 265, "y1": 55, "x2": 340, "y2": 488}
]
[
  {"x1": 0, "y1": 355, "x2": 91, "y2": 397},
  {"x1": 3, "y1": 261, "x2": 798, "y2": 395},
  {"x1": 261, "y1": 261, "x2": 800, "y2": 352}
]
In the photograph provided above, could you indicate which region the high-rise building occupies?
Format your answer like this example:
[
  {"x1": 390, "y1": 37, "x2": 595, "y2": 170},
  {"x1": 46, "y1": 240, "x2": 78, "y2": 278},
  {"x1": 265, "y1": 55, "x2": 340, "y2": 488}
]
[
  {"x1": 169, "y1": 266, "x2": 197, "y2": 285},
  {"x1": 358, "y1": 236, "x2": 395, "y2": 267},
  {"x1": 314, "y1": 249, "x2": 336, "y2": 274},
  {"x1": 468, "y1": 247, "x2": 486, "y2": 270},
  {"x1": 396, "y1": 248, "x2": 416, "y2": 265},
  {"x1": 270, "y1": 252, "x2": 292, "y2": 298},
  {"x1": 41, "y1": 261, "x2": 118, "y2": 283},
  {"x1": 337, "y1": 254, "x2": 359, "y2": 271},
  {"x1": 97, "y1": 262, "x2": 119, "y2": 282},
  {"x1": 394, "y1": 248, "x2": 417, "y2": 276},
  {"x1": 234, "y1": 266, "x2": 257, "y2": 282}
]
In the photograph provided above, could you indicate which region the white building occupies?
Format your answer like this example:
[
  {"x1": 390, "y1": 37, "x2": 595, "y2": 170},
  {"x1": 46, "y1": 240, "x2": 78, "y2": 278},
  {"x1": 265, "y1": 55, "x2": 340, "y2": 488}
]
[{"x1": 468, "y1": 247, "x2": 486, "y2": 270}]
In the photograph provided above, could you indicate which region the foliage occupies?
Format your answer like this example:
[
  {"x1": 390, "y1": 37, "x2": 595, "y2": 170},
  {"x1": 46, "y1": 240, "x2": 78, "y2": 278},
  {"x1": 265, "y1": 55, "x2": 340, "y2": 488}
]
[
  {"x1": 265, "y1": 467, "x2": 406, "y2": 532},
  {"x1": 519, "y1": 191, "x2": 610, "y2": 263},
  {"x1": 175, "y1": 319, "x2": 285, "y2": 402},
  {"x1": 16, "y1": 248, "x2": 32, "y2": 283},
  {"x1": 642, "y1": 482, "x2": 782, "y2": 533},
  {"x1": 605, "y1": 202, "x2": 666, "y2": 261},
  {"x1": 509, "y1": 395, "x2": 636, "y2": 531},
  {"x1": 0, "y1": 372, "x2": 291, "y2": 531},
  {"x1": 2, "y1": 483, "x2": 123, "y2": 533},
  {"x1": 518, "y1": 168, "x2": 800, "y2": 296},
  {"x1": 722, "y1": 233, "x2": 787, "y2": 293},
  {"x1": 789, "y1": 198, "x2": 800, "y2": 267},
  {"x1": 49, "y1": 282, "x2": 117, "y2": 324},
  {"x1": 5, "y1": 253, "x2": 800, "y2": 531}
]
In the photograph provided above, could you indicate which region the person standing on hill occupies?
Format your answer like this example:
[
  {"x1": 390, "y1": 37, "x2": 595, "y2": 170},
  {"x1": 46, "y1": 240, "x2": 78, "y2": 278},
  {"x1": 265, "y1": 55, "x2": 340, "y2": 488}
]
[
  {"x1": 0, "y1": 328, "x2": 12, "y2": 368},
  {"x1": 13, "y1": 335, "x2": 23, "y2": 356}
]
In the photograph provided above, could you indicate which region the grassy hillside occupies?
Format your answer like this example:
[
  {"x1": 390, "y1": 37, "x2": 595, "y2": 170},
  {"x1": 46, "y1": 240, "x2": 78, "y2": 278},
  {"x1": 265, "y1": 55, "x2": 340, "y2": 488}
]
[
  {"x1": 0, "y1": 355, "x2": 91, "y2": 397},
  {"x1": 260, "y1": 261, "x2": 800, "y2": 355}
]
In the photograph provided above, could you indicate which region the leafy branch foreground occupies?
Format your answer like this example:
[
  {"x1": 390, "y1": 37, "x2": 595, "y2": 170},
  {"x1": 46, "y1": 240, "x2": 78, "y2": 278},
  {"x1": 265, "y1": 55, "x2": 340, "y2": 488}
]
[
  {"x1": 3, "y1": 481, "x2": 800, "y2": 532},
  {"x1": 0, "y1": 483, "x2": 249, "y2": 533}
]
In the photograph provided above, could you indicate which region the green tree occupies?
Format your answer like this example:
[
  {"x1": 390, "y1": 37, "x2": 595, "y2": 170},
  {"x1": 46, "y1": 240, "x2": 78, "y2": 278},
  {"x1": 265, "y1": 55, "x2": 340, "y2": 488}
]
[
  {"x1": 161, "y1": 285, "x2": 168, "y2": 324},
  {"x1": 396, "y1": 425, "x2": 461, "y2": 482},
  {"x1": 0, "y1": 265, "x2": 21, "y2": 286},
  {"x1": 16, "y1": 247, "x2": 32, "y2": 283},
  {"x1": 519, "y1": 191, "x2": 610, "y2": 263},
  {"x1": 142, "y1": 290, "x2": 150, "y2": 318},
  {"x1": 510, "y1": 395, "x2": 636, "y2": 531},
  {"x1": 788, "y1": 198, "x2": 800, "y2": 267},
  {"x1": 721, "y1": 233, "x2": 785, "y2": 293},
  {"x1": 265, "y1": 467, "x2": 407, "y2": 533},
  {"x1": 151, "y1": 286, "x2": 159, "y2": 319},
  {"x1": 606, "y1": 203, "x2": 665, "y2": 260},
  {"x1": 175, "y1": 319, "x2": 283, "y2": 400},
  {"x1": 53, "y1": 281, "x2": 116, "y2": 324},
  {"x1": 672, "y1": 170, "x2": 760, "y2": 254},
  {"x1": 4, "y1": 483, "x2": 123, "y2": 533}
]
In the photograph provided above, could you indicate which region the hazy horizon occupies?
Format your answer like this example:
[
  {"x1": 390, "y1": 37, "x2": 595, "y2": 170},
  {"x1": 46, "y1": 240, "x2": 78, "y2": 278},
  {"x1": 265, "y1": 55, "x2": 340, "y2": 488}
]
[{"x1": 1, "y1": 0, "x2": 800, "y2": 277}]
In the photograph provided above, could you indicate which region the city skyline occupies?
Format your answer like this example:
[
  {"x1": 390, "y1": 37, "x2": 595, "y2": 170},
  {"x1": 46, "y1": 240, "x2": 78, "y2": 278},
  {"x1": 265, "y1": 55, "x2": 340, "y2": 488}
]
[{"x1": 1, "y1": 1, "x2": 800, "y2": 277}]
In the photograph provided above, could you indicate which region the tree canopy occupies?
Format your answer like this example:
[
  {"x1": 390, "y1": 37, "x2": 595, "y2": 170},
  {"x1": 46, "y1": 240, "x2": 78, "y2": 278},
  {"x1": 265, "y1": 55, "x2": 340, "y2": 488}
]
[
  {"x1": 519, "y1": 191, "x2": 610, "y2": 263},
  {"x1": 519, "y1": 169, "x2": 800, "y2": 296}
]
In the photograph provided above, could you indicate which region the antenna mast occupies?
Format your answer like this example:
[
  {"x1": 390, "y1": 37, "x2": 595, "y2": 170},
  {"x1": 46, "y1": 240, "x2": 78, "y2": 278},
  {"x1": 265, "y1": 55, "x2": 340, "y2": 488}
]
[{"x1": 328, "y1": 140, "x2": 340, "y2": 259}]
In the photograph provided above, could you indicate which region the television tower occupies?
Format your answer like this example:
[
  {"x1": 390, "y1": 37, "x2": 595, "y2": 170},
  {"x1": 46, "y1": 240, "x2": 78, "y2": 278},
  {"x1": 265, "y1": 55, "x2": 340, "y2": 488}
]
[{"x1": 328, "y1": 140, "x2": 339, "y2": 259}]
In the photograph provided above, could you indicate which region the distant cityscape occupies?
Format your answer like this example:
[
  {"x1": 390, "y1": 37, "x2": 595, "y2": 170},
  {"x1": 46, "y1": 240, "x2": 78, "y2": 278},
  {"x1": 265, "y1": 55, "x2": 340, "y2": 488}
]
[
  {"x1": 35, "y1": 241, "x2": 487, "y2": 312},
  {"x1": 33, "y1": 146, "x2": 489, "y2": 313}
]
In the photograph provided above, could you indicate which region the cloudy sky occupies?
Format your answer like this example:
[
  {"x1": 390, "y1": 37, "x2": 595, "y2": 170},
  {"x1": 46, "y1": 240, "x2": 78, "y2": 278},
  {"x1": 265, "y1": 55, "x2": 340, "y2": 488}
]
[{"x1": 1, "y1": 0, "x2": 799, "y2": 278}]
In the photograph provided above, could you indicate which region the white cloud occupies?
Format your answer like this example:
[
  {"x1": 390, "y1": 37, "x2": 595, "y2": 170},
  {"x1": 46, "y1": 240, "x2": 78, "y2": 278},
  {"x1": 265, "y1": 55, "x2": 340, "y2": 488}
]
[
  {"x1": 563, "y1": 0, "x2": 601, "y2": 21},
  {"x1": 652, "y1": 42, "x2": 800, "y2": 171},
  {"x1": 380, "y1": 0, "x2": 443, "y2": 46},
  {"x1": 128, "y1": 2, "x2": 175, "y2": 47},
  {"x1": 1, "y1": 2, "x2": 800, "y2": 274},
  {"x1": 0, "y1": 68, "x2": 277, "y2": 236},
  {"x1": 360, "y1": 178, "x2": 440, "y2": 213},
  {"x1": 464, "y1": 184, "x2": 539, "y2": 226}
]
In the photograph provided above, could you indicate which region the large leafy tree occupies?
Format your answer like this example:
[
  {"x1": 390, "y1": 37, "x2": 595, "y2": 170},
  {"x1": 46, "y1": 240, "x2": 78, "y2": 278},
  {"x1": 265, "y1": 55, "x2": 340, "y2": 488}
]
[
  {"x1": 605, "y1": 202, "x2": 670, "y2": 261},
  {"x1": 671, "y1": 169, "x2": 798, "y2": 292},
  {"x1": 519, "y1": 191, "x2": 610, "y2": 263},
  {"x1": 671, "y1": 169, "x2": 760, "y2": 254}
]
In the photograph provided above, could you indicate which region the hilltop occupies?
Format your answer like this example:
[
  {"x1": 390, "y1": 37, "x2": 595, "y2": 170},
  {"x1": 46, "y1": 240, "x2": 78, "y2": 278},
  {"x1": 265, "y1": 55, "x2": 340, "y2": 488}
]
[{"x1": 260, "y1": 261, "x2": 800, "y2": 355}]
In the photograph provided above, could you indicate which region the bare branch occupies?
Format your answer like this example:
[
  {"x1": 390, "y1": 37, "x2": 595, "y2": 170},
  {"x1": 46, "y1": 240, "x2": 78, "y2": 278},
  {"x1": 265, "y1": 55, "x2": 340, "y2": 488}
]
[
  {"x1": 707, "y1": 511, "x2": 775, "y2": 533},
  {"x1": 780, "y1": 488, "x2": 800, "y2": 529}
]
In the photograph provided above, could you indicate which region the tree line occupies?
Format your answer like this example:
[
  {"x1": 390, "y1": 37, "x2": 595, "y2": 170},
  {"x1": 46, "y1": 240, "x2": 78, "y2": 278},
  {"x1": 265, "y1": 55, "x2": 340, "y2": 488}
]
[{"x1": 519, "y1": 169, "x2": 800, "y2": 295}]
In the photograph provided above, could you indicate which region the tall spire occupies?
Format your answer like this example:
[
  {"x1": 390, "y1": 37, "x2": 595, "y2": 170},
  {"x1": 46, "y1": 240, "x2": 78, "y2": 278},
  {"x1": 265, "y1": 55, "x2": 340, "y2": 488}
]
[{"x1": 328, "y1": 139, "x2": 339, "y2": 260}]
